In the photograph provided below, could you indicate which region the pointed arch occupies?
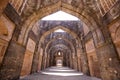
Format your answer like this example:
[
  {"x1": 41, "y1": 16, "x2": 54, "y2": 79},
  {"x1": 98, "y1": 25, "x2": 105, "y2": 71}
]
[
  {"x1": 40, "y1": 25, "x2": 79, "y2": 44},
  {"x1": 18, "y1": 1, "x2": 99, "y2": 46}
]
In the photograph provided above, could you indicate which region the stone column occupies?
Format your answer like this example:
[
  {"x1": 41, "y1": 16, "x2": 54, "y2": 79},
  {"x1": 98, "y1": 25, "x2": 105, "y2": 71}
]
[
  {"x1": 68, "y1": 55, "x2": 70, "y2": 67},
  {"x1": 80, "y1": 40, "x2": 90, "y2": 75},
  {"x1": 70, "y1": 53, "x2": 74, "y2": 69},
  {"x1": 50, "y1": 53, "x2": 54, "y2": 66},
  {"x1": 37, "y1": 48, "x2": 43, "y2": 71},
  {"x1": 41, "y1": 52, "x2": 46, "y2": 70},
  {"x1": 77, "y1": 48, "x2": 82, "y2": 71},
  {"x1": 46, "y1": 53, "x2": 50, "y2": 68},
  {"x1": 69, "y1": 53, "x2": 73, "y2": 68},
  {"x1": 0, "y1": 41, "x2": 25, "y2": 80},
  {"x1": 73, "y1": 56, "x2": 78, "y2": 70},
  {"x1": 47, "y1": 55, "x2": 50, "y2": 67},
  {"x1": 44, "y1": 56, "x2": 47, "y2": 69},
  {"x1": 31, "y1": 43, "x2": 39, "y2": 73},
  {"x1": 95, "y1": 26, "x2": 120, "y2": 80},
  {"x1": 0, "y1": 4, "x2": 25, "y2": 79},
  {"x1": 76, "y1": 56, "x2": 79, "y2": 71},
  {"x1": 80, "y1": 52, "x2": 90, "y2": 75},
  {"x1": 66, "y1": 53, "x2": 69, "y2": 67}
]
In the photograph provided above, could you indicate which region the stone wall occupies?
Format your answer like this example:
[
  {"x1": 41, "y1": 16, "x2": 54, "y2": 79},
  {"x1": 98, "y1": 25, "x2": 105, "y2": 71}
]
[
  {"x1": 109, "y1": 19, "x2": 120, "y2": 58},
  {"x1": 0, "y1": 14, "x2": 15, "y2": 41}
]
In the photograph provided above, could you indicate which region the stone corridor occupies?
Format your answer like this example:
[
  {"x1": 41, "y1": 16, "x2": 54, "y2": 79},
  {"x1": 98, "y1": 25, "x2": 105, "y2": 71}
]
[
  {"x1": 0, "y1": 0, "x2": 120, "y2": 80},
  {"x1": 20, "y1": 66, "x2": 101, "y2": 80}
]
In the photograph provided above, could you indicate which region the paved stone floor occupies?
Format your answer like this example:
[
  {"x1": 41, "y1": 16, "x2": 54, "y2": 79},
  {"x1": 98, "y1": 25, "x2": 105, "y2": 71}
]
[{"x1": 20, "y1": 67, "x2": 101, "y2": 80}]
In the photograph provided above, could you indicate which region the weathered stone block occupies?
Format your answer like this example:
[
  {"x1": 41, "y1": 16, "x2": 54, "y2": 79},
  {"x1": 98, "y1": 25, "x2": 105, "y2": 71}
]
[{"x1": 0, "y1": 41, "x2": 25, "y2": 80}]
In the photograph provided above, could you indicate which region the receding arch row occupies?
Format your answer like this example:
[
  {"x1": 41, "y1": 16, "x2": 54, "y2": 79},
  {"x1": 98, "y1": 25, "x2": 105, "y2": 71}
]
[
  {"x1": 48, "y1": 44, "x2": 72, "y2": 55},
  {"x1": 43, "y1": 31, "x2": 78, "y2": 49},
  {"x1": 47, "y1": 44, "x2": 72, "y2": 66},
  {"x1": 18, "y1": 1, "x2": 100, "y2": 46},
  {"x1": 44, "y1": 32, "x2": 77, "y2": 42},
  {"x1": 45, "y1": 38, "x2": 76, "y2": 56},
  {"x1": 39, "y1": 25, "x2": 81, "y2": 45},
  {"x1": 44, "y1": 35, "x2": 77, "y2": 49},
  {"x1": 25, "y1": 24, "x2": 81, "y2": 48}
]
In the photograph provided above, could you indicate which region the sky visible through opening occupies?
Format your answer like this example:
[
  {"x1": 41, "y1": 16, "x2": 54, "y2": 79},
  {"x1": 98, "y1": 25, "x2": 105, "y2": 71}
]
[
  {"x1": 54, "y1": 29, "x2": 65, "y2": 32},
  {"x1": 41, "y1": 11, "x2": 79, "y2": 32},
  {"x1": 41, "y1": 11, "x2": 79, "y2": 21}
]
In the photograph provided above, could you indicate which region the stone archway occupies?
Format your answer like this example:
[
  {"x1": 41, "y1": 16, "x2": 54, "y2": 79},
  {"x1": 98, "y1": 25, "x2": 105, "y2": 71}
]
[
  {"x1": 0, "y1": 1, "x2": 120, "y2": 80},
  {"x1": 18, "y1": 1, "x2": 99, "y2": 46},
  {"x1": 17, "y1": 2, "x2": 120, "y2": 79}
]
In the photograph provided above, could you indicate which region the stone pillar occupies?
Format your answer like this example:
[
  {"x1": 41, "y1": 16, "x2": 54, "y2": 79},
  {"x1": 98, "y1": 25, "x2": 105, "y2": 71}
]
[
  {"x1": 77, "y1": 48, "x2": 82, "y2": 71},
  {"x1": 0, "y1": 6, "x2": 24, "y2": 79},
  {"x1": 0, "y1": 1, "x2": 25, "y2": 79},
  {"x1": 50, "y1": 53, "x2": 54, "y2": 66},
  {"x1": 69, "y1": 54, "x2": 73, "y2": 68},
  {"x1": 20, "y1": 38, "x2": 36, "y2": 76},
  {"x1": 44, "y1": 56, "x2": 47, "y2": 69},
  {"x1": 31, "y1": 43, "x2": 39, "y2": 73},
  {"x1": 76, "y1": 56, "x2": 79, "y2": 71},
  {"x1": 66, "y1": 53, "x2": 69, "y2": 67},
  {"x1": 46, "y1": 53, "x2": 50, "y2": 68},
  {"x1": 80, "y1": 52, "x2": 90, "y2": 75},
  {"x1": 73, "y1": 56, "x2": 78, "y2": 70},
  {"x1": 70, "y1": 53, "x2": 74, "y2": 68},
  {"x1": 0, "y1": 41, "x2": 25, "y2": 80},
  {"x1": 41, "y1": 53, "x2": 45, "y2": 70},
  {"x1": 80, "y1": 40, "x2": 90, "y2": 75},
  {"x1": 71, "y1": 54, "x2": 74, "y2": 69},
  {"x1": 37, "y1": 48, "x2": 43, "y2": 71},
  {"x1": 47, "y1": 55, "x2": 50, "y2": 67},
  {"x1": 78, "y1": 56, "x2": 82, "y2": 71},
  {"x1": 95, "y1": 27, "x2": 120, "y2": 80}
]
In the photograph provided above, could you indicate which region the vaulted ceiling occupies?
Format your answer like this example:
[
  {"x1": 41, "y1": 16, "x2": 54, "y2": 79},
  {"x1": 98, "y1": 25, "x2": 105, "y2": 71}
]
[
  {"x1": 9, "y1": 0, "x2": 119, "y2": 55},
  {"x1": 37, "y1": 20, "x2": 82, "y2": 56},
  {"x1": 10, "y1": 0, "x2": 118, "y2": 18}
]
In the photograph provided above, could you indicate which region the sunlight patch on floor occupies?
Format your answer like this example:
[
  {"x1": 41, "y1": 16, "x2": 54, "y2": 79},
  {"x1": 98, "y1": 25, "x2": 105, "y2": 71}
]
[{"x1": 41, "y1": 66, "x2": 83, "y2": 76}]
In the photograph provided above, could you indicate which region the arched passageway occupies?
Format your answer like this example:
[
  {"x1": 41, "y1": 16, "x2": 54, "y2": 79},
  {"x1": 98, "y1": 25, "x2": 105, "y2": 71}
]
[{"x1": 0, "y1": 0, "x2": 120, "y2": 80}]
